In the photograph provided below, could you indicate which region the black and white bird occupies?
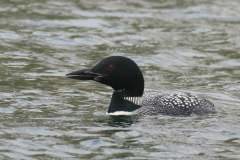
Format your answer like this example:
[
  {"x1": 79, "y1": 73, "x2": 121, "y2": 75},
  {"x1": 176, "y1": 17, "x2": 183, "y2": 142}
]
[{"x1": 66, "y1": 56, "x2": 216, "y2": 116}]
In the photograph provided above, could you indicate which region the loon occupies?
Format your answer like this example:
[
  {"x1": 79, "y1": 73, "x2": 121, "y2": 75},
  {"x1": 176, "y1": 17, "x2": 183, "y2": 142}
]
[{"x1": 66, "y1": 56, "x2": 216, "y2": 116}]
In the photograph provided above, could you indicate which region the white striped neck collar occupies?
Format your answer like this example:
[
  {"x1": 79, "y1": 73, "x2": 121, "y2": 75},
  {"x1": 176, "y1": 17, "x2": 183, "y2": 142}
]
[{"x1": 123, "y1": 96, "x2": 142, "y2": 106}]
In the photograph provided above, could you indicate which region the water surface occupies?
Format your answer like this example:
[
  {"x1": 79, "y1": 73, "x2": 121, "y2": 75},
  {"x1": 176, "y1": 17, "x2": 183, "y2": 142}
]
[{"x1": 1, "y1": 0, "x2": 240, "y2": 159}]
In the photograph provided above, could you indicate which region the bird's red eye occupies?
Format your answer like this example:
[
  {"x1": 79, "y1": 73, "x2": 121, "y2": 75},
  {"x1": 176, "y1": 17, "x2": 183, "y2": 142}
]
[{"x1": 108, "y1": 65, "x2": 114, "y2": 71}]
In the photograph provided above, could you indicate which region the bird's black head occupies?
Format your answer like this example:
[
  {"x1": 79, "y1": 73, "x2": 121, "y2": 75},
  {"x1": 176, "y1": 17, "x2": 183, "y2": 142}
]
[{"x1": 66, "y1": 56, "x2": 144, "y2": 97}]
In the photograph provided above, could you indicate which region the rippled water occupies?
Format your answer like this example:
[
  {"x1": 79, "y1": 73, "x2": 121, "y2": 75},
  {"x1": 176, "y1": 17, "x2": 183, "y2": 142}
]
[{"x1": 1, "y1": 0, "x2": 240, "y2": 159}]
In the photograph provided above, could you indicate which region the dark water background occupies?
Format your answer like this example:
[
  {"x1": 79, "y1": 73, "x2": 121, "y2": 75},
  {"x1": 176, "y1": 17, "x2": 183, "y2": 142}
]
[{"x1": 0, "y1": 0, "x2": 240, "y2": 159}]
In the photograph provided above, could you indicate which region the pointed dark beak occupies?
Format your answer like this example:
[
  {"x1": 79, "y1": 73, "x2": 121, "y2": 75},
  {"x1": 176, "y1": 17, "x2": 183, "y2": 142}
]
[{"x1": 66, "y1": 68, "x2": 106, "y2": 81}]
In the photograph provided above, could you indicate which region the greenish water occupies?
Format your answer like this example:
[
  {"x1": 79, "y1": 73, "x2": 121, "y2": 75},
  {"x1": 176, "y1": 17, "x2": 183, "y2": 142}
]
[{"x1": 1, "y1": 0, "x2": 240, "y2": 159}]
